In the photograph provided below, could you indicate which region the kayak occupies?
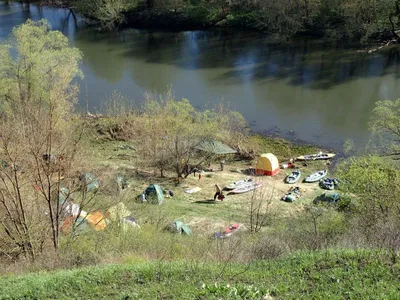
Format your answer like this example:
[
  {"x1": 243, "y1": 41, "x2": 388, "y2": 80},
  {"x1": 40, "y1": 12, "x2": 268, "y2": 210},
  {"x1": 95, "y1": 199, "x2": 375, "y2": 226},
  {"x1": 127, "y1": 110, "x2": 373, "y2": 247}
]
[
  {"x1": 296, "y1": 153, "x2": 335, "y2": 161},
  {"x1": 216, "y1": 223, "x2": 241, "y2": 239},
  {"x1": 231, "y1": 182, "x2": 262, "y2": 194},
  {"x1": 319, "y1": 178, "x2": 339, "y2": 190},
  {"x1": 184, "y1": 187, "x2": 202, "y2": 194},
  {"x1": 285, "y1": 170, "x2": 301, "y2": 184},
  {"x1": 304, "y1": 170, "x2": 327, "y2": 183},
  {"x1": 225, "y1": 178, "x2": 253, "y2": 190}
]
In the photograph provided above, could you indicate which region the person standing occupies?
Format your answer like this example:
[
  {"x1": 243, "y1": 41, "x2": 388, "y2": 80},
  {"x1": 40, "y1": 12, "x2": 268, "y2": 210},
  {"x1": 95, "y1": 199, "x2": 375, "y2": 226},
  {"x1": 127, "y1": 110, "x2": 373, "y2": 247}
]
[{"x1": 220, "y1": 160, "x2": 225, "y2": 171}]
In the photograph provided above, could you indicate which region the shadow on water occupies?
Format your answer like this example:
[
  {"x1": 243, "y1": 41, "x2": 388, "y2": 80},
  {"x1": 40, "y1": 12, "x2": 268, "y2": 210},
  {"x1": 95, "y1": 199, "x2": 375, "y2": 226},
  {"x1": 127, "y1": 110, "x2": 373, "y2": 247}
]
[
  {"x1": 4, "y1": 1, "x2": 399, "y2": 92},
  {"x1": 71, "y1": 27, "x2": 400, "y2": 95}
]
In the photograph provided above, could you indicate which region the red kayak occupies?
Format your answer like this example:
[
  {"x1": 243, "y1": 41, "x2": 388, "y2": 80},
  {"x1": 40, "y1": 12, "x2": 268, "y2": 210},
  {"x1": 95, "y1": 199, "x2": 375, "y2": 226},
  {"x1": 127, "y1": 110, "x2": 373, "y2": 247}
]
[{"x1": 216, "y1": 223, "x2": 241, "y2": 238}]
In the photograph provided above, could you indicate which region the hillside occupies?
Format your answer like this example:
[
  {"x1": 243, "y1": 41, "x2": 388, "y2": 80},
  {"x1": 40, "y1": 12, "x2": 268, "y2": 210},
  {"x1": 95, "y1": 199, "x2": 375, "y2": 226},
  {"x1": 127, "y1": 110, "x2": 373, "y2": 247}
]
[{"x1": 1, "y1": 250, "x2": 399, "y2": 299}]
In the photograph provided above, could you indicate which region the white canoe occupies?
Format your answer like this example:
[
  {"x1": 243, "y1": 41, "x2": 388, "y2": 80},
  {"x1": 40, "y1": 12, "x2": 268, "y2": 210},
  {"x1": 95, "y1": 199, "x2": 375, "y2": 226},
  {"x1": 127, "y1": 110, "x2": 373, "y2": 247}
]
[
  {"x1": 304, "y1": 170, "x2": 327, "y2": 183},
  {"x1": 225, "y1": 178, "x2": 253, "y2": 190},
  {"x1": 232, "y1": 182, "x2": 263, "y2": 194},
  {"x1": 285, "y1": 170, "x2": 301, "y2": 184},
  {"x1": 296, "y1": 153, "x2": 335, "y2": 161}
]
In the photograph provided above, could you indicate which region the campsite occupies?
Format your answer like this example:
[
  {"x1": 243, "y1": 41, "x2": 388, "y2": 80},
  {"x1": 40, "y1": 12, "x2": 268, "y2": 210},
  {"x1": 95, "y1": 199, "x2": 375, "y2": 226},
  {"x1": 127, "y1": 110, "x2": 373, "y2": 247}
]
[
  {"x1": 2, "y1": 16, "x2": 400, "y2": 300},
  {"x1": 66, "y1": 127, "x2": 335, "y2": 238}
]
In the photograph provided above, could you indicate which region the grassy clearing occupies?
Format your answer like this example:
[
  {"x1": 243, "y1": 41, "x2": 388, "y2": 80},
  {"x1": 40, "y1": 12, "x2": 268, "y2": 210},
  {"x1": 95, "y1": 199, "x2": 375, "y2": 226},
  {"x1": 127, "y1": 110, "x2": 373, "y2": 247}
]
[
  {"x1": 1, "y1": 250, "x2": 399, "y2": 299},
  {"x1": 78, "y1": 127, "x2": 331, "y2": 234}
]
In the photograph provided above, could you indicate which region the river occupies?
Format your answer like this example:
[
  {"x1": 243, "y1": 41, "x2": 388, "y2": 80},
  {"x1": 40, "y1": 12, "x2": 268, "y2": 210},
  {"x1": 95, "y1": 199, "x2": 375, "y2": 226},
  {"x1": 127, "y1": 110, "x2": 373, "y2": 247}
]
[{"x1": 1, "y1": 1, "x2": 400, "y2": 150}]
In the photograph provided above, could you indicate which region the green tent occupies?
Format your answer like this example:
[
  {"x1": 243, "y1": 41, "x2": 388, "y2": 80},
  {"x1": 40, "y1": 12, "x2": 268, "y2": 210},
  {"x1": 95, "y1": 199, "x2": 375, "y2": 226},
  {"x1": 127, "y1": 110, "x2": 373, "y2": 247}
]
[
  {"x1": 195, "y1": 140, "x2": 237, "y2": 155},
  {"x1": 314, "y1": 192, "x2": 341, "y2": 204},
  {"x1": 172, "y1": 220, "x2": 192, "y2": 235},
  {"x1": 144, "y1": 184, "x2": 164, "y2": 204},
  {"x1": 80, "y1": 173, "x2": 100, "y2": 192}
]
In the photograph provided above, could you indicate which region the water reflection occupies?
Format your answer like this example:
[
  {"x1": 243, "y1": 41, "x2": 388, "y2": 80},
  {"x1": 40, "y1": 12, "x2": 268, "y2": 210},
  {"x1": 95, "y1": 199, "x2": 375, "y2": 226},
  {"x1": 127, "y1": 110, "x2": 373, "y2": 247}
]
[{"x1": 1, "y1": 1, "x2": 400, "y2": 149}]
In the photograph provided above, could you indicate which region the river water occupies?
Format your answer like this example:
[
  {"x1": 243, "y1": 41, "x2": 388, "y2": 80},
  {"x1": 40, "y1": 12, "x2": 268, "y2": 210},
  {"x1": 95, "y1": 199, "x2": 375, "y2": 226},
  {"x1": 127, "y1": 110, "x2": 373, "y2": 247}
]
[{"x1": 1, "y1": 1, "x2": 400, "y2": 150}]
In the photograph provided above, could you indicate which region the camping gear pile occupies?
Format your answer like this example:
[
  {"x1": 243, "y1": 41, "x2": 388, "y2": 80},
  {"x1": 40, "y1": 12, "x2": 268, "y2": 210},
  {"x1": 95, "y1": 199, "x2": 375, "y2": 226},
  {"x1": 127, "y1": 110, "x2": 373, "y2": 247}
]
[
  {"x1": 281, "y1": 187, "x2": 302, "y2": 202},
  {"x1": 281, "y1": 162, "x2": 295, "y2": 169},
  {"x1": 319, "y1": 178, "x2": 339, "y2": 190}
]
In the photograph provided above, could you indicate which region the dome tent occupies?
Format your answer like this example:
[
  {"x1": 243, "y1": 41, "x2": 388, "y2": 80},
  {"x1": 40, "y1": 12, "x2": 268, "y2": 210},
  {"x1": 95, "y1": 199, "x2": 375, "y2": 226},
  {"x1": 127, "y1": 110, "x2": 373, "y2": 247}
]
[{"x1": 256, "y1": 153, "x2": 279, "y2": 176}]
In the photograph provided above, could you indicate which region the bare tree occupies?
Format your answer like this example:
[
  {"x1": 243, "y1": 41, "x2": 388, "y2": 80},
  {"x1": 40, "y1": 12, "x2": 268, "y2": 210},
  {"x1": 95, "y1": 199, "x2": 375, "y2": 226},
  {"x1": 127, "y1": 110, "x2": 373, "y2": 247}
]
[
  {"x1": 0, "y1": 20, "x2": 83, "y2": 259},
  {"x1": 245, "y1": 185, "x2": 274, "y2": 233}
]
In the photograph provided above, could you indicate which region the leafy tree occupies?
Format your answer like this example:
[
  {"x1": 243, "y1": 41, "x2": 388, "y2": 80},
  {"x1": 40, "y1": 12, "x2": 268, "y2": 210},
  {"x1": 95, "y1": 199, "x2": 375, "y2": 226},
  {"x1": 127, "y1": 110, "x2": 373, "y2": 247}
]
[
  {"x1": 75, "y1": 0, "x2": 138, "y2": 30},
  {"x1": 337, "y1": 155, "x2": 400, "y2": 243},
  {"x1": 369, "y1": 99, "x2": 400, "y2": 157},
  {"x1": 0, "y1": 20, "x2": 83, "y2": 259},
  {"x1": 135, "y1": 92, "x2": 220, "y2": 178}
]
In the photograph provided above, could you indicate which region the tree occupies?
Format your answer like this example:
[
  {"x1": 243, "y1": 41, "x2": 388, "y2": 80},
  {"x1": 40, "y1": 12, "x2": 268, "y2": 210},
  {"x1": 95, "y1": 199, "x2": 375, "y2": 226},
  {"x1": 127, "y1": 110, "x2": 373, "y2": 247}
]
[
  {"x1": 75, "y1": 0, "x2": 138, "y2": 30},
  {"x1": 369, "y1": 99, "x2": 400, "y2": 157},
  {"x1": 0, "y1": 20, "x2": 83, "y2": 259},
  {"x1": 136, "y1": 92, "x2": 220, "y2": 178},
  {"x1": 337, "y1": 155, "x2": 400, "y2": 244},
  {"x1": 245, "y1": 186, "x2": 273, "y2": 233}
]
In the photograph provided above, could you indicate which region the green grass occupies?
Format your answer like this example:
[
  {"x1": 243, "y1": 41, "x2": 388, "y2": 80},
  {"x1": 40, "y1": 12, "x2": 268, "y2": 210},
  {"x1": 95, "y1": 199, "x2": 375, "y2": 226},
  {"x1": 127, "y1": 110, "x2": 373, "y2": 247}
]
[
  {"x1": 253, "y1": 135, "x2": 323, "y2": 162},
  {"x1": 1, "y1": 250, "x2": 399, "y2": 299}
]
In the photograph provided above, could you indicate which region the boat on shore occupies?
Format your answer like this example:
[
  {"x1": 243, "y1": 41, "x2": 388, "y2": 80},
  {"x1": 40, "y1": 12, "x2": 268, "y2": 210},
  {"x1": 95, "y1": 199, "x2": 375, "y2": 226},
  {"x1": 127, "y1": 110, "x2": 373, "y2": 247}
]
[
  {"x1": 225, "y1": 178, "x2": 253, "y2": 190},
  {"x1": 216, "y1": 223, "x2": 241, "y2": 239},
  {"x1": 319, "y1": 178, "x2": 339, "y2": 190},
  {"x1": 285, "y1": 170, "x2": 301, "y2": 184},
  {"x1": 296, "y1": 152, "x2": 335, "y2": 161},
  {"x1": 304, "y1": 170, "x2": 327, "y2": 183},
  {"x1": 231, "y1": 182, "x2": 262, "y2": 194}
]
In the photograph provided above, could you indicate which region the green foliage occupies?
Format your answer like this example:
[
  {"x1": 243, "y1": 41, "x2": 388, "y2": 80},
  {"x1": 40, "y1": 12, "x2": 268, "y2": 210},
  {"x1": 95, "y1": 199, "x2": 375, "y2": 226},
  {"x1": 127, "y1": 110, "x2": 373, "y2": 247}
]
[
  {"x1": 336, "y1": 155, "x2": 400, "y2": 242},
  {"x1": 1, "y1": 250, "x2": 399, "y2": 299},
  {"x1": 369, "y1": 99, "x2": 400, "y2": 156},
  {"x1": 0, "y1": 19, "x2": 82, "y2": 119},
  {"x1": 71, "y1": 0, "x2": 400, "y2": 40},
  {"x1": 200, "y1": 283, "x2": 270, "y2": 299},
  {"x1": 75, "y1": 0, "x2": 138, "y2": 30},
  {"x1": 0, "y1": 20, "x2": 84, "y2": 257}
]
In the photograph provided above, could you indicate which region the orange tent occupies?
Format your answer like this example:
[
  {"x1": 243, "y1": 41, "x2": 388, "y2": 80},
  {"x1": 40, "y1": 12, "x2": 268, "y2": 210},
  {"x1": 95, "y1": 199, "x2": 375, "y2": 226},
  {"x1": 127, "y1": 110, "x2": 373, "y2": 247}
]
[
  {"x1": 60, "y1": 216, "x2": 88, "y2": 234},
  {"x1": 86, "y1": 211, "x2": 108, "y2": 231}
]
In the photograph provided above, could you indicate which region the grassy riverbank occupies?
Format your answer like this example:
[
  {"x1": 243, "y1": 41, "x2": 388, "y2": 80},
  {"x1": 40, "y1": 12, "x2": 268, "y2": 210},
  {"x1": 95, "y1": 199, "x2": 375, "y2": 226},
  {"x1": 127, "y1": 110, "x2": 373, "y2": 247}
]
[{"x1": 1, "y1": 249, "x2": 399, "y2": 299}]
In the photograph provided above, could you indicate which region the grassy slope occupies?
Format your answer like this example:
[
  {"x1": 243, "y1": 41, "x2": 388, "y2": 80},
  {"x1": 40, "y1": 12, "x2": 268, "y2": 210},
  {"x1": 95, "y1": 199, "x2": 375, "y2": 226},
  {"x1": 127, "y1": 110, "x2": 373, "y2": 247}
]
[{"x1": 1, "y1": 250, "x2": 399, "y2": 299}]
